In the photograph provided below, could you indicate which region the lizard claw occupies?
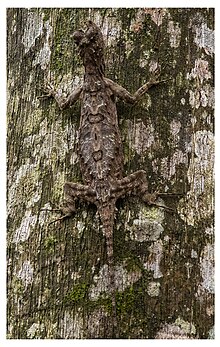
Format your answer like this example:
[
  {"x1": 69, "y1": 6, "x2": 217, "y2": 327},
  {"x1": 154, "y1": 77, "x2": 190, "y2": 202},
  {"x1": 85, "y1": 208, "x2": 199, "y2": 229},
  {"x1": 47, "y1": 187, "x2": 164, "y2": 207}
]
[
  {"x1": 48, "y1": 213, "x2": 72, "y2": 226},
  {"x1": 153, "y1": 65, "x2": 161, "y2": 78},
  {"x1": 157, "y1": 192, "x2": 183, "y2": 198},
  {"x1": 142, "y1": 192, "x2": 158, "y2": 205},
  {"x1": 37, "y1": 82, "x2": 56, "y2": 99},
  {"x1": 142, "y1": 190, "x2": 182, "y2": 214},
  {"x1": 41, "y1": 198, "x2": 76, "y2": 226},
  {"x1": 149, "y1": 65, "x2": 171, "y2": 86},
  {"x1": 149, "y1": 64, "x2": 161, "y2": 81}
]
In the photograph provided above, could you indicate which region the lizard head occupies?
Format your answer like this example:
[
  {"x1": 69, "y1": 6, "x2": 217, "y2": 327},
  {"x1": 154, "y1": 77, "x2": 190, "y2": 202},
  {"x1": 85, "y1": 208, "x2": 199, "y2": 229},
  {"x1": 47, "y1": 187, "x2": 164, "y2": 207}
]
[{"x1": 73, "y1": 20, "x2": 105, "y2": 75}]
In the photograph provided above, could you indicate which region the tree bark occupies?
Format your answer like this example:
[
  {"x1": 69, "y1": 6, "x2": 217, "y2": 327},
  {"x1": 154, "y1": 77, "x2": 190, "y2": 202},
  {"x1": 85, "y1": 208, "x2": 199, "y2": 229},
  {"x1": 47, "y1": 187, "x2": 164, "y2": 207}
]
[{"x1": 7, "y1": 8, "x2": 214, "y2": 339}]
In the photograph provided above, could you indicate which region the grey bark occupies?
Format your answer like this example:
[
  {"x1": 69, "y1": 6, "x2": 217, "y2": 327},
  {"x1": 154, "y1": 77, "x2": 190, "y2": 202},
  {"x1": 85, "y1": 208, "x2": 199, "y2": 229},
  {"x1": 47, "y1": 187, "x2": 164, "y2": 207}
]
[{"x1": 7, "y1": 8, "x2": 214, "y2": 339}]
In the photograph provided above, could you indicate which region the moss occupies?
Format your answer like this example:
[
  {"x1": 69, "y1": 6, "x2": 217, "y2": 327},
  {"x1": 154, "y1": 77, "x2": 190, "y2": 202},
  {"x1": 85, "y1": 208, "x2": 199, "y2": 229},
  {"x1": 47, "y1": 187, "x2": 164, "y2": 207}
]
[
  {"x1": 87, "y1": 286, "x2": 137, "y2": 316},
  {"x1": 44, "y1": 236, "x2": 58, "y2": 253},
  {"x1": 122, "y1": 136, "x2": 135, "y2": 166},
  {"x1": 94, "y1": 296, "x2": 113, "y2": 314},
  {"x1": 11, "y1": 276, "x2": 25, "y2": 296},
  {"x1": 51, "y1": 172, "x2": 65, "y2": 202},
  {"x1": 63, "y1": 281, "x2": 141, "y2": 317},
  {"x1": 23, "y1": 109, "x2": 45, "y2": 137},
  {"x1": 42, "y1": 9, "x2": 51, "y2": 23},
  {"x1": 64, "y1": 283, "x2": 88, "y2": 305},
  {"x1": 175, "y1": 71, "x2": 183, "y2": 88},
  {"x1": 124, "y1": 256, "x2": 143, "y2": 273},
  {"x1": 50, "y1": 10, "x2": 82, "y2": 74},
  {"x1": 116, "y1": 286, "x2": 135, "y2": 315}
]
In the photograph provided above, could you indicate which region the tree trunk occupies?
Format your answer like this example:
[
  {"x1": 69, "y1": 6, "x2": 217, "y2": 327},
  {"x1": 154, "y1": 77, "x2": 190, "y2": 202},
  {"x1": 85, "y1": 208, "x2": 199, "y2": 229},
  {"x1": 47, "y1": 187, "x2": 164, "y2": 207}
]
[{"x1": 7, "y1": 8, "x2": 214, "y2": 339}]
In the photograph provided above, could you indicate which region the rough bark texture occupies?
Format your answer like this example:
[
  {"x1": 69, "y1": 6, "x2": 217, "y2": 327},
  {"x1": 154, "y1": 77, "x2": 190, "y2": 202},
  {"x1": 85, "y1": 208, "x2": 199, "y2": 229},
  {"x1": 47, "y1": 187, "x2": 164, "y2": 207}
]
[{"x1": 7, "y1": 8, "x2": 214, "y2": 339}]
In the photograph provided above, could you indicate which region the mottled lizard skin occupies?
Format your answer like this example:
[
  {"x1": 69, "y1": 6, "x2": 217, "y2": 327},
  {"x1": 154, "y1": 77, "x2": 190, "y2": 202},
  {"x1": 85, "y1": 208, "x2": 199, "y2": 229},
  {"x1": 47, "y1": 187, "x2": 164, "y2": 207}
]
[{"x1": 42, "y1": 21, "x2": 169, "y2": 338}]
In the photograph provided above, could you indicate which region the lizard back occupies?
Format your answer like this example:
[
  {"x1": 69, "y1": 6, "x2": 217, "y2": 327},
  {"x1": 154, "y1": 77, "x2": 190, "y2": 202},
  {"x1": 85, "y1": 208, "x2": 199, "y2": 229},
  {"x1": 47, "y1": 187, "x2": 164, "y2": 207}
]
[
  {"x1": 74, "y1": 21, "x2": 124, "y2": 204},
  {"x1": 79, "y1": 74, "x2": 124, "y2": 190}
]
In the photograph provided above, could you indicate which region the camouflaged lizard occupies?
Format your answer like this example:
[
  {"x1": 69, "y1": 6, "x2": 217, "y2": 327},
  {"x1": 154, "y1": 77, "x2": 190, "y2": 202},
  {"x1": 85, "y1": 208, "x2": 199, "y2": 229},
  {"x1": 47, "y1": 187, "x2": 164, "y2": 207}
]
[{"x1": 41, "y1": 20, "x2": 175, "y2": 338}]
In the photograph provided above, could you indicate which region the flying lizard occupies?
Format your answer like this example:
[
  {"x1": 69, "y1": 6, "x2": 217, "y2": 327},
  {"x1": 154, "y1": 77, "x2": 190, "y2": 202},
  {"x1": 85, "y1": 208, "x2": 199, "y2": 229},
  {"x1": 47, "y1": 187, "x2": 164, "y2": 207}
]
[{"x1": 40, "y1": 20, "x2": 178, "y2": 338}]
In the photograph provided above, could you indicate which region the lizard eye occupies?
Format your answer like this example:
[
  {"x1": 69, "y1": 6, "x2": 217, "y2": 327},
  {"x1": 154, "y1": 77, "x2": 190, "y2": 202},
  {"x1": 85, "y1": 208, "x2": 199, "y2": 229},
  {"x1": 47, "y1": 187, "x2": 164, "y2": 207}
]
[
  {"x1": 73, "y1": 30, "x2": 84, "y2": 44},
  {"x1": 86, "y1": 27, "x2": 96, "y2": 40},
  {"x1": 85, "y1": 21, "x2": 99, "y2": 41}
]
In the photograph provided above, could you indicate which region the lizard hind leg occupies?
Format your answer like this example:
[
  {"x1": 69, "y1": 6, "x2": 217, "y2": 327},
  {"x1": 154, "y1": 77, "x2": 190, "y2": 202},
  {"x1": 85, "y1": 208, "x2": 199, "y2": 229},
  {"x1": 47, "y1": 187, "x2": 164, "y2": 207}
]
[
  {"x1": 46, "y1": 181, "x2": 96, "y2": 225},
  {"x1": 113, "y1": 170, "x2": 150, "y2": 200},
  {"x1": 113, "y1": 170, "x2": 178, "y2": 213}
]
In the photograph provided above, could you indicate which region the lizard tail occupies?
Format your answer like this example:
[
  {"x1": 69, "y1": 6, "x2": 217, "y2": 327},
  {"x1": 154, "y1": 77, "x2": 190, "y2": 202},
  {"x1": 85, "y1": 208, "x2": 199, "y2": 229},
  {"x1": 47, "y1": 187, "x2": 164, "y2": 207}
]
[{"x1": 100, "y1": 203, "x2": 119, "y2": 338}]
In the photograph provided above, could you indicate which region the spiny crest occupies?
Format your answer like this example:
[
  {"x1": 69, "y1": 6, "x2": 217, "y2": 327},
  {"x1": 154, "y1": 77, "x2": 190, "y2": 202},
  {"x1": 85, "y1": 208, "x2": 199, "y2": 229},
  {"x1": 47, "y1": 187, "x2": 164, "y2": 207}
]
[{"x1": 73, "y1": 20, "x2": 105, "y2": 75}]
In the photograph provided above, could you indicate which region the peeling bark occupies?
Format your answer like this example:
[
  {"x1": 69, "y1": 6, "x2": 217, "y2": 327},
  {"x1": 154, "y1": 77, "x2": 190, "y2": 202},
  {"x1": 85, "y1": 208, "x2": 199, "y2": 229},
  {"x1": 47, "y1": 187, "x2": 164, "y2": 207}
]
[{"x1": 7, "y1": 8, "x2": 214, "y2": 339}]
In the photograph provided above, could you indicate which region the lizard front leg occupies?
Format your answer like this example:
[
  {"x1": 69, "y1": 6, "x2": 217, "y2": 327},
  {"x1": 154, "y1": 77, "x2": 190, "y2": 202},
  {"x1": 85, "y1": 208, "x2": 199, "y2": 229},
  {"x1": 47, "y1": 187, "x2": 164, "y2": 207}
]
[
  {"x1": 38, "y1": 82, "x2": 82, "y2": 110},
  {"x1": 105, "y1": 67, "x2": 161, "y2": 104}
]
